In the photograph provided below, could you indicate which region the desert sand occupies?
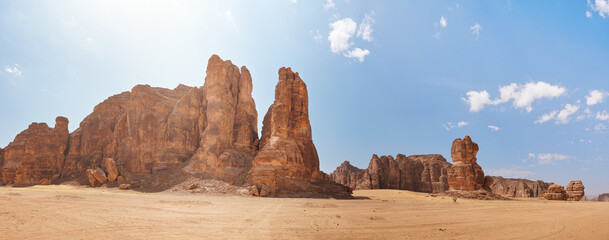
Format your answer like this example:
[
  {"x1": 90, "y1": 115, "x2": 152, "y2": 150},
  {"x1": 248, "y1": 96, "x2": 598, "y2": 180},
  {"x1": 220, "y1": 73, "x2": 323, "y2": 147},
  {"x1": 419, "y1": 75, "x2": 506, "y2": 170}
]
[{"x1": 1, "y1": 186, "x2": 608, "y2": 240}]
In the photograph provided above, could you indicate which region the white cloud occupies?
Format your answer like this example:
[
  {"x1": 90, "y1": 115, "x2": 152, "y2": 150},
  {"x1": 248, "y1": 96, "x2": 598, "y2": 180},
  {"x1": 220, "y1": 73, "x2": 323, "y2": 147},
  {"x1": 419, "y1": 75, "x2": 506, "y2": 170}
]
[
  {"x1": 586, "y1": 90, "x2": 606, "y2": 106},
  {"x1": 597, "y1": 110, "x2": 609, "y2": 121},
  {"x1": 290, "y1": 0, "x2": 297, "y2": 3},
  {"x1": 470, "y1": 23, "x2": 481, "y2": 39},
  {"x1": 4, "y1": 64, "x2": 22, "y2": 77},
  {"x1": 488, "y1": 125, "x2": 500, "y2": 131},
  {"x1": 555, "y1": 104, "x2": 579, "y2": 124},
  {"x1": 328, "y1": 18, "x2": 356, "y2": 53},
  {"x1": 443, "y1": 121, "x2": 468, "y2": 131},
  {"x1": 586, "y1": 11, "x2": 593, "y2": 18},
  {"x1": 486, "y1": 166, "x2": 535, "y2": 178},
  {"x1": 323, "y1": 0, "x2": 335, "y2": 11},
  {"x1": 464, "y1": 81, "x2": 566, "y2": 112},
  {"x1": 357, "y1": 12, "x2": 374, "y2": 42},
  {"x1": 535, "y1": 104, "x2": 579, "y2": 125},
  {"x1": 536, "y1": 153, "x2": 571, "y2": 165},
  {"x1": 535, "y1": 110, "x2": 558, "y2": 124},
  {"x1": 440, "y1": 16, "x2": 447, "y2": 28},
  {"x1": 589, "y1": 0, "x2": 609, "y2": 18},
  {"x1": 344, "y1": 48, "x2": 370, "y2": 62},
  {"x1": 312, "y1": 30, "x2": 322, "y2": 43}
]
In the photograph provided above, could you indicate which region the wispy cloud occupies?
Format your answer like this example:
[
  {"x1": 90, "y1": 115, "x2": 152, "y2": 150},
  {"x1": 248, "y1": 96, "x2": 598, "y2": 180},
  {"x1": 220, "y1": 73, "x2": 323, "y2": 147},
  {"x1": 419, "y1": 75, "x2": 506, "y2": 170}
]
[
  {"x1": 597, "y1": 110, "x2": 609, "y2": 121},
  {"x1": 535, "y1": 104, "x2": 580, "y2": 125},
  {"x1": 440, "y1": 16, "x2": 447, "y2": 28},
  {"x1": 312, "y1": 30, "x2": 323, "y2": 43},
  {"x1": 488, "y1": 125, "x2": 500, "y2": 131},
  {"x1": 344, "y1": 48, "x2": 369, "y2": 62},
  {"x1": 4, "y1": 64, "x2": 22, "y2": 77},
  {"x1": 529, "y1": 153, "x2": 572, "y2": 165},
  {"x1": 470, "y1": 23, "x2": 481, "y2": 40},
  {"x1": 323, "y1": 0, "x2": 335, "y2": 11},
  {"x1": 357, "y1": 12, "x2": 374, "y2": 42},
  {"x1": 225, "y1": 10, "x2": 233, "y2": 22},
  {"x1": 464, "y1": 81, "x2": 566, "y2": 112},
  {"x1": 443, "y1": 121, "x2": 468, "y2": 131},
  {"x1": 586, "y1": 90, "x2": 606, "y2": 106}
]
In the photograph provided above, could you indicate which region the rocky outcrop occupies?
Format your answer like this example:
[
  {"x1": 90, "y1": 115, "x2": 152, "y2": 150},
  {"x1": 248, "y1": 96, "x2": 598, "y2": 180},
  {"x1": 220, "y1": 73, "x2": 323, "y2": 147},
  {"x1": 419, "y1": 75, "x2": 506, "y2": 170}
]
[
  {"x1": 1, "y1": 117, "x2": 69, "y2": 186},
  {"x1": 598, "y1": 193, "x2": 609, "y2": 202},
  {"x1": 247, "y1": 67, "x2": 350, "y2": 198},
  {"x1": 105, "y1": 158, "x2": 119, "y2": 183},
  {"x1": 544, "y1": 184, "x2": 568, "y2": 200},
  {"x1": 329, "y1": 154, "x2": 452, "y2": 193},
  {"x1": 58, "y1": 55, "x2": 257, "y2": 185},
  {"x1": 447, "y1": 136, "x2": 491, "y2": 191},
  {"x1": 489, "y1": 176, "x2": 552, "y2": 198},
  {"x1": 566, "y1": 180, "x2": 585, "y2": 201}
]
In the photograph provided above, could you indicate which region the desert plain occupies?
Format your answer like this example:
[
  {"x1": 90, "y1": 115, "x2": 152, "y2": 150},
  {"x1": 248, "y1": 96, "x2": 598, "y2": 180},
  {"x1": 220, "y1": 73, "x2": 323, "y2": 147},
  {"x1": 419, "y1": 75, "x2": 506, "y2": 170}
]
[{"x1": 1, "y1": 185, "x2": 608, "y2": 240}]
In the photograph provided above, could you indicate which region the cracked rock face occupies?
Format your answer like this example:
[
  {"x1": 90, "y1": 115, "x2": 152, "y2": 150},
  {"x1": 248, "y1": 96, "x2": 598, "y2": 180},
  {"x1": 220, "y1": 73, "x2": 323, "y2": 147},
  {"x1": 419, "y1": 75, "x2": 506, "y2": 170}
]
[{"x1": 1, "y1": 117, "x2": 69, "y2": 186}]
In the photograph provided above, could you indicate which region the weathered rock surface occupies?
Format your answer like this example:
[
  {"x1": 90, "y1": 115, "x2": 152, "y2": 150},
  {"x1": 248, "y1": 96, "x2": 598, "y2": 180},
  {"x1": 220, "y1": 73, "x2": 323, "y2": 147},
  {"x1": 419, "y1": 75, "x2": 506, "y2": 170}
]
[
  {"x1": 247, "y1": 67, "x2": 351, "y2": 198},
  {"x1": 329, "y1": 154, "x2": 452, "y2": 193},
  {"x1": 489, "y1": 176, "x2": 552, "y2": 198},
  {"x1": 566, "y1": 180, "x2": 585, "y2": 201},
  {"x1": 1, "y1": 117, "x2": 69, "y2": 186},
  {"x1": 544, "y1": 184, "x2": 568, "y2": 200},
  {"x1": 105, "y1": 158, "x2": 119, "y2": 183},
  {"x1": 58, "y1": 54, "x2": 257, "y2": 185},
  {"x1": 447, "y1": 136, "x2": 491, "y2": 191}
]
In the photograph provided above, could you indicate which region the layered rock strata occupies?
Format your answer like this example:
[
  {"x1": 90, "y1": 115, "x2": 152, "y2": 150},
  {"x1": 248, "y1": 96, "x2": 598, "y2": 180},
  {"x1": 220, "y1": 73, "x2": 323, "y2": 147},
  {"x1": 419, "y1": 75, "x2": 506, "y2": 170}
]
[
  {"x1": 543, "y1": 184, "x2": 568, "y2": 200},
  {"x1": 329, "y1": 154, "x2": 452, "y2": 193}
]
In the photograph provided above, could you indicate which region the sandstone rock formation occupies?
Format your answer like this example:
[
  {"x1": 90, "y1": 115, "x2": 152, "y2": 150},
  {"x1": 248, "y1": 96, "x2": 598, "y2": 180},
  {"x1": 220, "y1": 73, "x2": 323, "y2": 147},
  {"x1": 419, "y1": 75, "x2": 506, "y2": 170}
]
[
  {"x1": 447, "y1": 136, "x2": 491, "y2": 191},
  {"x1": 247, "y1": 67, "x2": 350, "y2": 198},
  {"x1": 544, "y1": 184, "x2": 568, "y2": 200},
  {"x1": 0, "y1": 54, "x2": 350, "y2": 198},
  {"x1": 566, "y1": 180, "x2": 585, "y2": 201},
  {"x1": 1, "y1": 117, "x2": 69, "y2": 186},
  {"x1": 489, "y1": 176, "x2": 552, "y2": 198},
  {"x1": 598, "y1": 193, "x2": 609, "y2": 202},
  {"x1": 329, "y1": 154, "x2": 452, "y2": 193}
]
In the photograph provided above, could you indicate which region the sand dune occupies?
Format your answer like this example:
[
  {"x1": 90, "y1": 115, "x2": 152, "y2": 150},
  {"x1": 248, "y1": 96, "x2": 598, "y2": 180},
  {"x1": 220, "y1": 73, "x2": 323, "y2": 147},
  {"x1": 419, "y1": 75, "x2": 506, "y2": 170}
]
[{"x1": 1, "y1": 186, "x2": 608, "y2": 239}]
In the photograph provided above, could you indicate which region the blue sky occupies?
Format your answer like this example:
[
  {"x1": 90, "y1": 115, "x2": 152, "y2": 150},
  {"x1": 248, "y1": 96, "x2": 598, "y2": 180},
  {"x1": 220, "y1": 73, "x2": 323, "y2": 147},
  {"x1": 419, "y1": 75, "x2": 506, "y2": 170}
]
[{"x1": 1, "y1": 0, "x2": 608, "y2": 195}]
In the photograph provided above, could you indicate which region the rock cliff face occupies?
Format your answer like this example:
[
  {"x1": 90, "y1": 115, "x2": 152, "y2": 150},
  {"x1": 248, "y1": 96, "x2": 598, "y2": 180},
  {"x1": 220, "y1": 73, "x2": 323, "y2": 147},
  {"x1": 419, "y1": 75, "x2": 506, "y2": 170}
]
[
  {"x1": 247, "y1": 67, "x2": 350, "y2": 197},
  {"x1": 1, "y1": 117, "x2": 69, "y2": 186},
  {"x1": 58, "y1": 55, "x2": 258, "y2": 184},
  {"x1": 489, "y1": 176, "x2": 552, "y2": 198},
  {"x1": 447, "y1": 136, "x2": 492, "y2": 191},
  {"x1": 0, "y1": 54, "x2": 349, "y2": 198},
  {"x1": 329, "y1": 154, "x2": 452, "y2": 193}
]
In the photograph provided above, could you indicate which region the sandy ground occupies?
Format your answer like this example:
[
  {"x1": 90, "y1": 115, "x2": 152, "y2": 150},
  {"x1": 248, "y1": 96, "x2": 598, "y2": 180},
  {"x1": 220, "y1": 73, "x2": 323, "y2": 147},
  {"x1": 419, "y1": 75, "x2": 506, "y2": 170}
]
[{"x1": 1, "y1": 186, "x2": 609, "y2": 240}]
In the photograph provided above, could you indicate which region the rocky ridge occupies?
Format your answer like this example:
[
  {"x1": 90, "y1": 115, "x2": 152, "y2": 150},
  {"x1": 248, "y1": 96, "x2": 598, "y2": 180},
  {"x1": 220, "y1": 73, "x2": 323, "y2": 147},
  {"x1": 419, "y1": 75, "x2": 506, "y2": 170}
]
[{"x1": 0, "y1": 55, "x2": 349, "y2": 198}]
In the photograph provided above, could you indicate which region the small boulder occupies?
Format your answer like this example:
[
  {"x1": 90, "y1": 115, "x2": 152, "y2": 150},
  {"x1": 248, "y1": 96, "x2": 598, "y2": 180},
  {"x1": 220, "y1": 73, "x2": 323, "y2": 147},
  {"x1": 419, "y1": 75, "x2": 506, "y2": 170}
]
[
  {"x1": 188, "y1": 183, "x2": 198, "y2": 190},
  {"x1": 104, "y1": 158, "x2": 119, "y2": 183},
  {"x1": 119, "y1": 184, "x2": 132, "y2": 190},
  {"x1": 248, "y1": 185, "x2": 259, "y2": 196},
  {"x1": 86, "y1": 169, "x2": 100, "y2": 187},
  {"x1": 259, "y1": 185, "x2": 271, "y2": 197},
  {"x1": 92, "y1": 167, "x2": 108, "y2": 184},
  {"x1": 37, "y1": 178, "x2": 52, "y2": 185}
]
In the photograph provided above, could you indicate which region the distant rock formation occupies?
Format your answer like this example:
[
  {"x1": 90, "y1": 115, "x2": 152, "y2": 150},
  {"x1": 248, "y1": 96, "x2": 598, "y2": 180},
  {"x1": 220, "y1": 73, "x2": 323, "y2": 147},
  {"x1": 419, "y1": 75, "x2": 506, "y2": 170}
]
[
  {"x1": 544, "y1": 184, "x2": 568, "y2": 200},
  {"x1": 489, "y1": 176, "x2": 552, "y2": 198},
  {"x1": 248, "y1": 67, "x2": 350, "y2": 198},
  {"x1": 329, "y1": 154, "x2": 452, "y2": 193},
  {"x1": 1, "y1": 117, "x2": 69, "y2": 186},
  {"x1": 598, "y1": 193, "x2": 609, "y2": 202},
  {"x1": 566, "y1": 180, "x2": 585, "y2": 201},
  {"x1": 0, "y1": 55, "x2": 350, "y2": 198},
  {"x1": 447, "y1": 136, "x2": 492, "y2": 191}
]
